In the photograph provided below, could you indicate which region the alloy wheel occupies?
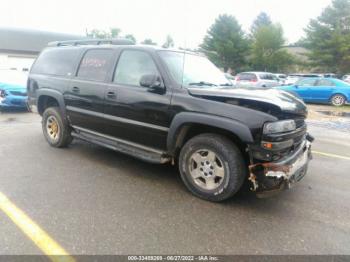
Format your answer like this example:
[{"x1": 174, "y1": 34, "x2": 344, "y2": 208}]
[
  {"x1": 188, "y1": 149, "x2": 225, "y2": 190},
  {"x1": 46, "y1": 115, "x2": 60, "y2": 142},
  {"x1": 332, "y1": 95, "x2": 345, "y2": 106}
]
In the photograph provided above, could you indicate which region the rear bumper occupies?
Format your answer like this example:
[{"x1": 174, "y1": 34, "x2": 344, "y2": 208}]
[{"x1": 248, "y1": 135, "x2": 313, "y2": 198}]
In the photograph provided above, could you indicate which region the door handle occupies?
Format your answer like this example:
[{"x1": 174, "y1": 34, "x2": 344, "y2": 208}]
[
  {"x1": 72, "y1": 86, "x2": 80, "y2": 93},
  {"x1": 106, "y1": 91, "x2": 116, "y2": 98}
]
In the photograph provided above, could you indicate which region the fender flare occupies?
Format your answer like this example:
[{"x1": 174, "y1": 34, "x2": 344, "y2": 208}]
[
  {"x1": 36, "y1": 88, "x2": 66, "y2": 117},
  {"x1": 167, "y1": 112, "x2": 254, "y2": 153}
]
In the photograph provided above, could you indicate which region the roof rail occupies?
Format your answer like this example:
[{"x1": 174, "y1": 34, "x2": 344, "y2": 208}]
[{"x1": 47, "y1": 38, "x2": 134, "y2": 47}]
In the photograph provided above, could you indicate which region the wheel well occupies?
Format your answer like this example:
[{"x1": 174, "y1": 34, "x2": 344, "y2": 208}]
[
  {"x1": 330, "y1": 93, "x2": 347, "y2": 100},
  {"x1": 37, "y1": 95, "x2": 59, "y2": 115},
  {"x1": 173, "y1": 124, "x2": 248, "y2": 160}
]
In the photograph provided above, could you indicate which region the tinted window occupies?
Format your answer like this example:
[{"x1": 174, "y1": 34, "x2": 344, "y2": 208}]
[
  {"x1": 296, "y1": 79, "x2": 317, "y2": 86},
  {"x1": 77, "y1": 49, "x2": 114, "y2": 81},
  {"x1": 259, "y1": 73, "x2": 274, "y2": 80},
  {"x1": 238, "y1": 73, "x2": 257, "y2": 81},
  {"x1": 31, "y1": 48, "x2": 79, "y2": 76},
  {"x1": 316, "y1": 79, "x2": 335, "y2": 86},
  {"x1": 114, "y1": 50, "x2": 159, "y2": 87}
]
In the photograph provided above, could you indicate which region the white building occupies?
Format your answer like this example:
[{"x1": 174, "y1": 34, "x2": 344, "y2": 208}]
[{"x1": 0, "y1": 28, "x2": 84, "y2": 72}]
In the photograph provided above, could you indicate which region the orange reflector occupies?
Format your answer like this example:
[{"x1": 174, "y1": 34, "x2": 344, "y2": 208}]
[{"x1": 263, "y1": 143, "x2": 273, "y2": 149}]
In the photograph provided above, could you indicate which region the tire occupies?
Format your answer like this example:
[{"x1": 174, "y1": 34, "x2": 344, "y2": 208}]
[
  {"x1": 330, "y1": 94, "x2": 346, "y2": 106},
  {"x1": 42, "y1": 107, "x2": 72, "y2": 148},
  {"x1": 178, "y1": 133, "x2": 247, "y2": 202}
]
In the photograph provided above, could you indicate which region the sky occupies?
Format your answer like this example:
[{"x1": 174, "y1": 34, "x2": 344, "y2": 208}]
[{"x1": 1, "y1": 0, "x2": 332, "y2": 48}]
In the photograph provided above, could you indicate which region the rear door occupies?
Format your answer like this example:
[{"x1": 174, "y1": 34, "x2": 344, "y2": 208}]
[
  {"x1": 64, "y1": 48, "x2": 116, "y2": 133},
  {"x1": 311, "y1": 79, "x2": 336, "y2": 102},
  {"x1": 103, "y1": 49, "x2": 172, "y2": 150}
]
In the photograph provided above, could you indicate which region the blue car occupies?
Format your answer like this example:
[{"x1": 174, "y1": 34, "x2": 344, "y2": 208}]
[
  {"x1": 275, "y1": 77, "x2": 350, "y2": 106},
  {"x1": 0, "y1": 82, "x2": 28, "y2": 110}
]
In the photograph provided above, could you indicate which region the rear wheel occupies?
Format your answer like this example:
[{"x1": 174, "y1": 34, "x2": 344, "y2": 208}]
[
  {"x1": 178, "y1": 133, "x2": 246, "y2": 202},
  {"x1": 42, "y1": 107, "x2": 72, "y2": 147},
  {"x1": 331, "y1": 94, "x2": 346, "y2": 106}
]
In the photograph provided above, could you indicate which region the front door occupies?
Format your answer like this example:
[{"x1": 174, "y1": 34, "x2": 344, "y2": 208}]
[
  {"x1": 294, "y1": 78, "x2": 318, "y2": 101},
  {"x1": 104, "y1": 49, "x2": 172, "y2": 150},
  {"x1": 64, "y1": 49, "x2": 116, "y2": 133}
]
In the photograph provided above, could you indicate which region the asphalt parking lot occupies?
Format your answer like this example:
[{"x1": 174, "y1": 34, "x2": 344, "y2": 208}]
[{"x1": 0, "y1": 109, "x2": 350, "y2": 256}]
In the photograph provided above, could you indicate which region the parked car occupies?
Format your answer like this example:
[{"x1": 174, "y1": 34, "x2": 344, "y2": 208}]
[
  {"x1": 275, "y1": 77, "x2": 350, "y2": 106},
  {"x1": 274, "y1": 74, "x2": 287, "y2": 85},
  {"x1": 235, "y1": 72, "x2": 279, "y2": 88},
  {"x1": 342, "y1": 74, "x2": 350, "y2": 83},
  {"x1": 27, "y1": 39, "x2": 313, "y2": 202},
  {"x1": 323, "y1": 73, "x2": 337, "y2": 78},
  {"x1": 0, "y1": 70, "x2": 28, "y2": 110}
]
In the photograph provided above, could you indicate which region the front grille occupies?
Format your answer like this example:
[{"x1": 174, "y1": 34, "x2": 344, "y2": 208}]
[
  {"x1": 295, "y1": 118, "x2": 305, "y2": 129},
  {"x1": 10, "y1": 91, "x2": 27, "y2": 96}
]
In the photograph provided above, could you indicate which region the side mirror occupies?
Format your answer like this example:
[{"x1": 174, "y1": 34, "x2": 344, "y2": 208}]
[
  {"x1": 294, "y1": 85, "x2": 299, "y2": 88},
  {"x1": 140, "y1": 74, "x2": 163, "y2": 91}
]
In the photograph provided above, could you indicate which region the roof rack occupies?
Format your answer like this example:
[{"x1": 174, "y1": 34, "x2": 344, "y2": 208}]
[{"x1": 48, "y1": 38, "x2": 134, "y2": 47}]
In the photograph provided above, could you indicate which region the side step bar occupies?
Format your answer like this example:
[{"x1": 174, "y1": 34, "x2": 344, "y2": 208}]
[{"x1": 71, "y1": 126, "x2": 171, "y2": 164}]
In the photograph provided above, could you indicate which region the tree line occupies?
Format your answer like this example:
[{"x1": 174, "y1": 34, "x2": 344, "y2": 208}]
[{"x1": 86, "y1": 0, "x2": 350, "y2": 74}]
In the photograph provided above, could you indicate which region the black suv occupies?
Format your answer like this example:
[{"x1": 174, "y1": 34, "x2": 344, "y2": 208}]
[{"x1": 27, "y1": 39, "x2": 313, "y2": 202}]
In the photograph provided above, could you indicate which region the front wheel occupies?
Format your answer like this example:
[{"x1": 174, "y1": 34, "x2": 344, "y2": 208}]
[
  {"x1": 178, "y1": 134, "x2": 247, "y2": 202},
  {"x1": 42, "y1": 107, "x2": 72, "y2": 148},
  {"x1": 331, "y1": 94, "x2": 346, "y2": 106}
]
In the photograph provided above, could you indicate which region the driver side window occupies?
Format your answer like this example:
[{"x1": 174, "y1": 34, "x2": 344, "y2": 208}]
[
  {"x1": 114, "y1": 50, "x2": 159, "y2": 87},
  {"x1": 297, "y1": 79, "x2": 317, "y2": 86}
]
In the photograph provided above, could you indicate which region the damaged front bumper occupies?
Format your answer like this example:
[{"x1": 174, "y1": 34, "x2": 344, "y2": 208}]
[{"x1": 248, "y1": 136, "x2": 313, "y2": 198}]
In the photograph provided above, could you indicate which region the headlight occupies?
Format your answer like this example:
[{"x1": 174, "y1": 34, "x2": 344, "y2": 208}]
[{"x1": 263, "y1": 120, "x2": 296, "y2": 134}]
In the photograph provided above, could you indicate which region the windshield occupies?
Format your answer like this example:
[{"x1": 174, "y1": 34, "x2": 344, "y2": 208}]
[{"x1": 158, "y1": 51, "x2": 232, "y2": 87}]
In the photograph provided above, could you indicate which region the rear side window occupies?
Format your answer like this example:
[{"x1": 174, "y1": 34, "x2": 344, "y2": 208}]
[
  {"x1": 31, "y1": 48, "x2": 79, "y2": 76},
  {"x1": 238, "y1": 73, "x2": 257, "y2": 81},
  {"x1": 77, "y1": 49, "x2": 114, "y2": 81},
  {"x1": 259, "y1": 73, "x2": 274, "y2": 80}
]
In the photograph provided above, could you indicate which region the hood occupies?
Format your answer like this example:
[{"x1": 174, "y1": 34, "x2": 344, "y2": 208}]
[{"x1": 188, "y1": 87, "x2": 307, "y2": 117}]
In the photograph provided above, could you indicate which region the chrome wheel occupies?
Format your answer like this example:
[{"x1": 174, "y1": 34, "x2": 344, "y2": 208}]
[
  {"x1": 188, "y1": 149, "x2": 225, "y2": 190},
  {"x1": 46, "y1": 115, "x2": 60, "y2": 142},
  {"x1": 331, "y1": 95, "x2": 345, "y2": 106}
]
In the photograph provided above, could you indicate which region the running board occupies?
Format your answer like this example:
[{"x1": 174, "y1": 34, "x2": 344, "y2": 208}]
[{"x1": 71, "y1": 127, "x2": 171, "y2": 164}]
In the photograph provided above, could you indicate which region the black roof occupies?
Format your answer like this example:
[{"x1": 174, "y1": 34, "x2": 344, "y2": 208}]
[{"x1": 0, "y1": 27, "x2": 86, "y2": 54}]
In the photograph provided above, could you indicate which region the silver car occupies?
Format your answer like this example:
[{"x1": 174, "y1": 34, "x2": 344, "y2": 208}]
[{"x1": 235, "y1": 72, "x2": 279, "y2": 88}]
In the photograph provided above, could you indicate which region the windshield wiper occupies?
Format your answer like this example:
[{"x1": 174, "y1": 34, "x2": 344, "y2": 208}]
[{"x1": 188, "y1": 81, "x2": 217, "y2": 87}]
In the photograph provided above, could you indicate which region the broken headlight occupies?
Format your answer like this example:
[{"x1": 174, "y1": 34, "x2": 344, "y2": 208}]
[{"x1": 263, "y1": 120, "x2": 296, "y2": 134}]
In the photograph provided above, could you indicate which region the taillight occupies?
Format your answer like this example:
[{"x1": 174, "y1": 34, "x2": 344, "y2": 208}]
[
  {"x1": 250, "y1": 79, "x2": 257, "y2": 82},
  {"x1": 236, "y1": 77, "x2": 240, "y2": 81}
]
